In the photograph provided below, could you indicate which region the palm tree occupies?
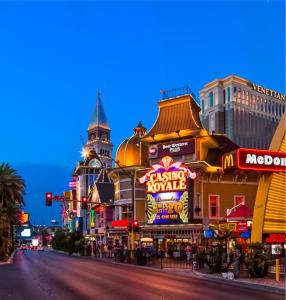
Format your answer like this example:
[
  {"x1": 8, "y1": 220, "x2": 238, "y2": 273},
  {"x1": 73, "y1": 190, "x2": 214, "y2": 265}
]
[{"x1": 0, "y1": 163, "x2": 26, "y2": 260}]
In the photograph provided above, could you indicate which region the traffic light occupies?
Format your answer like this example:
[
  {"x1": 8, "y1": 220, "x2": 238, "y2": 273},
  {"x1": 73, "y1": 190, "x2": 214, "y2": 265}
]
[
  {"x1": 46, "y1": 192, "x2": 52, "y2": 206},
  {"x1": 128, "y1": 222, "x2": 132, "y2": 232},
  {"x1": 133, "y1": 219, "x2": 139, "y2": 232},
  {"x1": 82, "y1": 196, "x2": 88, "y2": 210}
]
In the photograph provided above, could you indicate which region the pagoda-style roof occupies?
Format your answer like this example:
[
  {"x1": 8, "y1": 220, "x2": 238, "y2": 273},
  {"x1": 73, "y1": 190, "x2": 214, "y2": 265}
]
[
  {"x1": 88, "y1": 91, "x2": 110, "y2": 130},
  {"x1": 142, "y1": 94, "x2": 206, "y2": 143}
]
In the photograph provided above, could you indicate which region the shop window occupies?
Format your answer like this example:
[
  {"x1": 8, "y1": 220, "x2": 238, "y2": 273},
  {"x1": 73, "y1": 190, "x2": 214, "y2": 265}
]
[
  {"x1": 234, "y1": 195, "x2": 245, "y2": 206},
  {"x1": 209, "y1": 195, "x2": 219, "y2": 218}
]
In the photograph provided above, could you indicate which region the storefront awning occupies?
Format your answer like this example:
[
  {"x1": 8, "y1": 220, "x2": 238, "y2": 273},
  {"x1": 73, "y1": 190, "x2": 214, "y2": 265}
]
[{"x1": 226, "y1": 204, "x2": 253, "y2": 220}]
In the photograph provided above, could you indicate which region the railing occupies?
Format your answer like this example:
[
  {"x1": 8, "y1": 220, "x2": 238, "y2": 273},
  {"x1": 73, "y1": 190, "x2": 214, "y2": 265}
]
[{"x1": 160, "y1": 86, "x2": 197, "y2": 101}]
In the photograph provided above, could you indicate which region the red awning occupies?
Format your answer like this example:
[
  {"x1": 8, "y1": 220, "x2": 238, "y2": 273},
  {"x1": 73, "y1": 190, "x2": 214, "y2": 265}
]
[{"x1": 226, "y1": 204, "x2": 253, "y2": 220}]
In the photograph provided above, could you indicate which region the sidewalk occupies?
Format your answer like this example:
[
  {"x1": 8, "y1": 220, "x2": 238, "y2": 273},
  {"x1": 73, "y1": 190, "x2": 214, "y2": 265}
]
[
  {"x1": 0, "y1": 250, "x2": 16, "y2": 265},
  {"x1": 88, "y1": 255, "x2": 286, "y2": 295}
]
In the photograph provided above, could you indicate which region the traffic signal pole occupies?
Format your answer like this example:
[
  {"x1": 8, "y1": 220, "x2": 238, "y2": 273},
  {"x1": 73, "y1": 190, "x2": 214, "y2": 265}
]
[{"x1": 131, "y1": 173, "x2": 135, "y2": 257}]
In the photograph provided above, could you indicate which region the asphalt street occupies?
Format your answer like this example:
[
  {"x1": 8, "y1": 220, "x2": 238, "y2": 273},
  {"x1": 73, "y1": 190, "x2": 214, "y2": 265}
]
[{"x1": 0, "y1": 250, "x2": 284, "y2": 300}]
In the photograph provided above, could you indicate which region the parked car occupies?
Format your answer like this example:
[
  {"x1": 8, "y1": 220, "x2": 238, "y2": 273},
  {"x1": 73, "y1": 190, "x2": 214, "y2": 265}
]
[
  {"x1": 31, "y1": 246, "x2": 38, "y2": 251},
  {"x1": 38, "y1": 245, "x2": 45, "y2": 251}
]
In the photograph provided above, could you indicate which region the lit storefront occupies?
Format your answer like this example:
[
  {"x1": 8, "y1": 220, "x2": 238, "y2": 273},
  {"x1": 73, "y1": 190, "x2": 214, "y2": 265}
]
[{"x1": 138, "y1": 88, "x2": 261, "y2": 253}]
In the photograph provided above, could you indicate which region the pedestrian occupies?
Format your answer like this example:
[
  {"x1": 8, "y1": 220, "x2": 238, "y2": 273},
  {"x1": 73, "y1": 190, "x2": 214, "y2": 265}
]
[
  {"x1": 185, "y1": 244, "x2": 192, "y2": 264},
  {"x1": 233, "y1": 246, "x2": 241, "y2": 278},
  {"x1": 107, "y1": 244, "x2": 112, "y2": 258}
]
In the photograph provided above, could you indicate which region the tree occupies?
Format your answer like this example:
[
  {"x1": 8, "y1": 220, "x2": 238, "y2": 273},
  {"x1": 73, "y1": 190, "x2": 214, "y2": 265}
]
[{"x1": 0, "y1": 163, "x2": 26, "y2": 260}]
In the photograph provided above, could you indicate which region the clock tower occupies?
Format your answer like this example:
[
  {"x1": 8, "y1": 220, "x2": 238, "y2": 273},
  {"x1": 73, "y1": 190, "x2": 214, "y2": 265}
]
[{"x1": 86, "y1": 91, "x2": 113, "y2": 168}]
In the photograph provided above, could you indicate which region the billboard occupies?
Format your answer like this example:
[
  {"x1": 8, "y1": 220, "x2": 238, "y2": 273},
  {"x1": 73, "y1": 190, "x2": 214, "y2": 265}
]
[
  {"x1": 21, "y1": 228, "x2": 31, "y2": 237},
  {"x1": 140, "y1": 156, "x2": 196, "y2": 225}
]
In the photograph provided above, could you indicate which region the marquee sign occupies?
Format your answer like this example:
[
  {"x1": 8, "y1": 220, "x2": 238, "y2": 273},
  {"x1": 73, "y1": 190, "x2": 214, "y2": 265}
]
[
  {"x1": 222, "y1": 148, "x2": 286, "y2": 172},
  {"x1": 140, "y1": 156, "x2": 196, "y2": 225},
  {"x1": 148, "y1": 140, "x2": 195, "y2": 159},
  {"x1": 252, "y1": 83, "x2": 285, "y2": 101}
]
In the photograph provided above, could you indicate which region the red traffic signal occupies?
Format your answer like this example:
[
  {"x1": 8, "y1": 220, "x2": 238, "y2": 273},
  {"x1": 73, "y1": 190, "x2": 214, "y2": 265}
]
[
  {"x1": 133, "y1": 219, "x2": 139, "y2": 232},
  {"x1": 46, "y1": 192, "x2": 52, "y2": 206},
  {"x1": 82, "y1": 196, "x2": 88, "y2": 210}
]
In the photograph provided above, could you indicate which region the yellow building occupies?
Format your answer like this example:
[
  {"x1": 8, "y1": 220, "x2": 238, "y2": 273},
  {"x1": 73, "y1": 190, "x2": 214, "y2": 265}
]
[{"x1": 251, "y1": 113, "x2": 286, "y2": 244}]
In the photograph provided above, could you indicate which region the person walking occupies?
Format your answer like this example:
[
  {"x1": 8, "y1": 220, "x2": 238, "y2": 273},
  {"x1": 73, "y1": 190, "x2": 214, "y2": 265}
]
[{"x1": 185, "y1": 244, "x2": 192, "y2": 264}]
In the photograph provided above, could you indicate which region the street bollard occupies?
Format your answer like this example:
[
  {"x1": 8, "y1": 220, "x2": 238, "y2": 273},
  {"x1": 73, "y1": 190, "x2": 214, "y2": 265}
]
[{"x1": 275, "y1": 258, "x2": 280, "y2": 281}]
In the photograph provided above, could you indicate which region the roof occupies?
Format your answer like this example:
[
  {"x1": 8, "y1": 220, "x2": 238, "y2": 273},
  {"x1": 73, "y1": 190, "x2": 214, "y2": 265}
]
[
  {"x1": 115, "y1": 121, "x2": 148, "y2": 167},
  {"x1": 95, "y1": 183, "x2": 114, "y2": 204},
  {"x1": 226, "y1": 204, "x2": 253, "y2": 220},
  {"x1": 142, "y1": 94, "x2": 204, "y2": 142},
  {"x1": 209, "y1": 134, "x2": 239, "y2": 166},
  {"x1": 88, "y1": 91, "x2": 109, "y2": 129}
]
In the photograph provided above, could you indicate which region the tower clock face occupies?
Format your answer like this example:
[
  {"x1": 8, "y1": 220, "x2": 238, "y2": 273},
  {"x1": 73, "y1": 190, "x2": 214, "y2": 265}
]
[{"x1": 89, "y1": 158, "x2": 101, "y2": 168}]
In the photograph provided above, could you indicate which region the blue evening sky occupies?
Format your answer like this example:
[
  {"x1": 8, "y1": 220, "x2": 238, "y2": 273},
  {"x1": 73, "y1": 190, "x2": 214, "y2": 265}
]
[{"x1": 0, "y1": 1, "x2": 284, "y2": 225}]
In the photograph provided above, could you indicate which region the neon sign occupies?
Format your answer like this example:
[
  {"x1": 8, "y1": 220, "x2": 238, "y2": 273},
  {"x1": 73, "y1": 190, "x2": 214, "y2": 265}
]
[
  {"x1": 222, "y1": 148, "x2": 286, "y2": 172},
  {"x1": 90, "y1": 209, "x2": 95, "y2": 228},
  {"x1": 140, "y1": 156, "x2": 196, "y2": 225}
]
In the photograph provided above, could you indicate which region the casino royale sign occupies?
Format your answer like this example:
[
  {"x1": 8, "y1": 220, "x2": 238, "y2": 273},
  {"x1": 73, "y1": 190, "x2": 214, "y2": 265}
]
[
  {"x1": 146, "y1": 170, "x2": 187, "y2": 193},
  {"x1": 140, "y1": 156, "x2": 197, "y2": 225},
  {"x1": 222, "y1": 148, "x2": 286, "y2": 172}
]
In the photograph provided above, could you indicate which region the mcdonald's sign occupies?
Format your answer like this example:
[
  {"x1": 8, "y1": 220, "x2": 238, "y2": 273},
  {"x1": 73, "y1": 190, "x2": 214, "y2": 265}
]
[
  {"x1": 222, "y1": 151, "x2": 237, "y2": 171},
  {"x1": 222, "y1": 148, "x2": 286, "y2": 172}
]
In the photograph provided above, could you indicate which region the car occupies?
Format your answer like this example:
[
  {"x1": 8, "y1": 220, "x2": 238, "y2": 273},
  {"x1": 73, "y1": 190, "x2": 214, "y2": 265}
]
[
  {"x1": 20, "y1": 245, "x2": 28, "y2": 250},
  {"x1": 38, "y1": 246, "x2": 45, "y2": 251},
  {"x1": 31, "y1": 246, "x2": 38, "y2": 251}
]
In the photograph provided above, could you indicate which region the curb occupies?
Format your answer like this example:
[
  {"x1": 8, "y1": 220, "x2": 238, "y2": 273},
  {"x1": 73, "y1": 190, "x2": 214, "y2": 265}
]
[
  {"x1": 48, "y1": 248, "x2": 80, "y2": 256},
  {"x1": 191, "y1": 270, "x2": 285, "y2": 295}
]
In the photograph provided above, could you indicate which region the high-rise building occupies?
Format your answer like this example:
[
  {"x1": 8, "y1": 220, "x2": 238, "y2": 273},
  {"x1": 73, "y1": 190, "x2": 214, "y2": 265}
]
[
  {"x1": 199, "y1": 75, "x2": 286, "y2": 149},
  {"x1": 85, "y1": 91, "x2": 113, "y2": 167}
]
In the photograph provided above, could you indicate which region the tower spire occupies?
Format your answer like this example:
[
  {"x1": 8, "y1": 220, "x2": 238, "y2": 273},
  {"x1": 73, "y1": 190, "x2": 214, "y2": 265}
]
[{"x1": 89, "y1": 91, "x2": 109, "y2": 129}]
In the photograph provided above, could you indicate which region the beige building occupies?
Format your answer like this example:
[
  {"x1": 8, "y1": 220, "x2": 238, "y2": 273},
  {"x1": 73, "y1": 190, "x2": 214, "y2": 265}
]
[{"x1": 199, "y1": 75, "x2": 285, "y2": 149}]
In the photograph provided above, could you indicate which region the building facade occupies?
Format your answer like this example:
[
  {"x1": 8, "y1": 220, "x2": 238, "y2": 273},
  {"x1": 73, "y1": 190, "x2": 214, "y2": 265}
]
[
  {"x1": 199, "y1": 75, "x2": 286, "y2": 149},
  {"x1": 139, "y1": 87, "x2": 260, "y2": 251}
]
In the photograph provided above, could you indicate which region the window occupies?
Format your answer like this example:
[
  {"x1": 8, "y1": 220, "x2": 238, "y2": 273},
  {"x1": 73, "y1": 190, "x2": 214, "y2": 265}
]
[
  {"x1": 223, "y1": 90, "x2": 226, "y2": 104},
  {"x1": 209, "y1": 92, "x2": 214, "y2": 107},
  {"x1": 209, "y1": 195, "x2": 219, "y2": 218},
  {"x1": 234, "y1": 195, "x2": 245, "y2": 206},
  {"x1": 201, "y1": 99, "x2": 205, "y2": 112}
]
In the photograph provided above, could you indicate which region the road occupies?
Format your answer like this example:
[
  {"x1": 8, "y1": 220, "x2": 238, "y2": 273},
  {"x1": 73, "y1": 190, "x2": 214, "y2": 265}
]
[{"x1": 0, "y1": 250, "x2": 284, "y2": 300}]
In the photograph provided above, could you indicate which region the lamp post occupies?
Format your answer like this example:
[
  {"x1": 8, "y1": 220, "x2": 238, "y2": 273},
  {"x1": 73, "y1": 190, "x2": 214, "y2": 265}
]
[{"x1": 110, "y1": 158, "x2": 136, "y2": 255}]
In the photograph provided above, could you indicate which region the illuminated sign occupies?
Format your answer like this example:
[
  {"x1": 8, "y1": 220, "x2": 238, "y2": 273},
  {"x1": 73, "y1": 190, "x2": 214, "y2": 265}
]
[
  {"x1": 252, "y1": 83, "x2": 285, "y2": 101},
  {"x1": 148, "y1": 140, "x2": 195, "y2": 159},
  {"x1": 69, "y1": 181, "x2": 76, "y2": 188},
  {"x1": 21, "y1": 228, "x2": 31, "y2": 237},
  {"x1": 223, "y1": 153, "x2": 235, "y2": 169},
  {"x1": 90, "y1": 209, "x2": 95, "y2": 228},
  {"x1": 20, "y1": 211, "x2": 29, "y2": 224},
  {"x1": 265, "y1": 234, "x2": 286, "y2": 244},
  {"x1": 219, "y1": 223, "x2": 237, "y2": 232},
  {"x1": 111, "y1": 219, "x2": 129, "y2": 227},
  {"x1": 222, "y1": 148, "x2": 286, "y2": 172},
  {"x1": 140, "y1": 156, "x2": 196, "y2": 225}
]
